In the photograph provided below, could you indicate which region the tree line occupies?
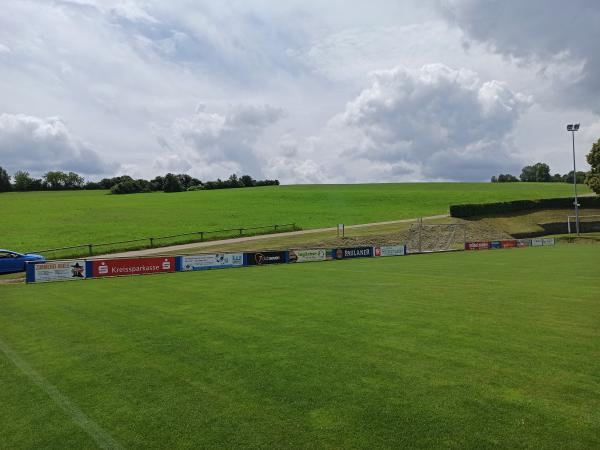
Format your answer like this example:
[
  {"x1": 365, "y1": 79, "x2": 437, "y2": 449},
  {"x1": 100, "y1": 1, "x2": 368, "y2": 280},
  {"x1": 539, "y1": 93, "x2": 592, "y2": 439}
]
[
  {"x1": 490, "y1": 138, "x2": 600, "y2": 194},
  {"x1": 491, "y1": 164, "x2": 587, "y2": 184},
  {"x1": 0, "y1": 169, "x2": 279, "y2": 194}
]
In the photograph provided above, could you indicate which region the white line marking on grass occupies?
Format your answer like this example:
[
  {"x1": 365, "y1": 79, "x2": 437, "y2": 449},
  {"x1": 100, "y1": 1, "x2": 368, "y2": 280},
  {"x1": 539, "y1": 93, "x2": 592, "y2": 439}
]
[{"x1": 0, "y1": 337, "x2": 121, "y2": 450}]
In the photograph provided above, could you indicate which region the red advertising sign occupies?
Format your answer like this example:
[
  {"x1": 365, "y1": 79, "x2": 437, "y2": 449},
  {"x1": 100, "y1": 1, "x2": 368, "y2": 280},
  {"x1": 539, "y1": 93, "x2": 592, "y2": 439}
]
[
  {"x1": 501, "y1": 240, "x2": 517, "y2": 248},
  {"x1": 465, "y1": 242, "x2": 490, "y2": 250},
  {"x1": 91, "y1": 257, "x2": 175, "y2": 278}
]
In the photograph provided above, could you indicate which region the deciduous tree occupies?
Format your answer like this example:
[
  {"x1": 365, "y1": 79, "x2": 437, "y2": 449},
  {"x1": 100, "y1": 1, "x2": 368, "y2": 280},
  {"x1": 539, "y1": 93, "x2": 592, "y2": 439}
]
[
  {"x1": 520, "y1": 163, "x2": 551, "y2": 182},
  {"x1": 585, "y1": 138, "x2": 600, "y2": 194},
  {"x1": 0, "y1": 166, "x2": 11, "y2": 192},
  {"x1": 163, "y1": 173, "x2": 183, "y2": 192}
]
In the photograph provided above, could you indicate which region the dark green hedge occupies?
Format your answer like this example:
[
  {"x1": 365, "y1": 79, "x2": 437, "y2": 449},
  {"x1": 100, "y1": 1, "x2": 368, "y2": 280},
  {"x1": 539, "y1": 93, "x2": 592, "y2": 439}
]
[{"x1": 450, "y1": 196, "x2": 600, "y2": 218}]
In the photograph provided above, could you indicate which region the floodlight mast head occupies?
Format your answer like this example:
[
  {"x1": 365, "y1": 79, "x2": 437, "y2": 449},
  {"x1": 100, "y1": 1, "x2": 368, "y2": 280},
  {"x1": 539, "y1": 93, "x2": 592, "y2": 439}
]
[
  {"x1": 574, "y1": 123, "x2": 580, "y2": 131},
  {"x1": 567, "y1": 123, "x2": 580, "y2": 132},
  {"x1": 567, "y1": 124, "x2": 573, "y2": 131}
]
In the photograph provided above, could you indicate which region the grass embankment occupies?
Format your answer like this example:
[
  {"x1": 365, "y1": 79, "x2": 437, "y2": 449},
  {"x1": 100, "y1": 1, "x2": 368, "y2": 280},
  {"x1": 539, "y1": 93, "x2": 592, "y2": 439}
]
[
  {"x1": 1, "y1": 245, "x2": 599, "y2": 448},
  {"x1": 0, "y1": 183, "x2": 588, "y2": 256},
  {"x1": 552, "y1": 232, "x2": 600, "y2": 244},
  {"x1": 467, "y1": 208, "x2": 600, "y2": 237},
  {"x1": 160, "y1": 216, "x2": 504, "y2": 255}
]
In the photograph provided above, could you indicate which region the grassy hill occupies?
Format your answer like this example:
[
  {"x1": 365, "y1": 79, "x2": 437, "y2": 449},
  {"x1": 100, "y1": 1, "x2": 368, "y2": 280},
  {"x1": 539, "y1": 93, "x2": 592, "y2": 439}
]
[
  {"x1": 1, "y1": 182, "x2": 589, "y2": 252},
  {"x1": 0, "y1": 246, "x2": 598, "y2": 448}
]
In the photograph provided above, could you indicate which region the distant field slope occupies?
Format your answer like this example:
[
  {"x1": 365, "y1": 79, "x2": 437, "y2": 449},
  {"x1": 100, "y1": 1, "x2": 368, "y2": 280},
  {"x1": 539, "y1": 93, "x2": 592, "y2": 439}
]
[
  {"x1": 0, "y1": 246, "x2": 598, "y2": 448},
  {"x1": 1, "y1": 182, "x2": 589, "y2": 251}
]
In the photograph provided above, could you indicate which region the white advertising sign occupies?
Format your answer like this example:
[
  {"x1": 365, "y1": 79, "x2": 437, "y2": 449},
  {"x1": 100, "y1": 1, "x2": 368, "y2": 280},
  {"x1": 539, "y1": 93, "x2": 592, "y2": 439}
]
[
  {"x1": 33, "y1": 260, "x2": 86, "y2": 282},
  {"x1": 289, "y1": 249, "x2": 327, "y2": 263},
  {"x1": 542, "y1": 238, "x2": 555, "y2": 246},
  {"x1": 377, "y1": 245, "x2": 406, "y2": 257},
  {"x1": 181, "y1": 253, "x2": 243, "y2": 271},
  {"x1": 531, "y1": 238, "x2": 544, "y2": 246}
]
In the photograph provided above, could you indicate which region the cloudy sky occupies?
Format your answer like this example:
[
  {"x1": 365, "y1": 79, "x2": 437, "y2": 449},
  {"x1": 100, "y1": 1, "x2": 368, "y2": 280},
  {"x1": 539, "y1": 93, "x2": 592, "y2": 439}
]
[{"x1": 1, "y1": 0, "x2": 599, "y2": 183}]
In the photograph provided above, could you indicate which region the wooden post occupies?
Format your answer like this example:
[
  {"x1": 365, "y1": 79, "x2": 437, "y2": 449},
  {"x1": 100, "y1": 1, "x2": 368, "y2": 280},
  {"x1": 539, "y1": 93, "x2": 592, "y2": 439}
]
[{"x1": 418, "y1": 218, "x2": 422, "y2": 253}]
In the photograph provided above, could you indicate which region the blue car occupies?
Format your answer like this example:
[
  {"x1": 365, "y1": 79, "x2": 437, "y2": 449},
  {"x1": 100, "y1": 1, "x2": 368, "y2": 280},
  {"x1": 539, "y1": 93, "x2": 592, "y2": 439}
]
[{"x1": 0, "y1": 249, "x2": 45, "y2": 274}]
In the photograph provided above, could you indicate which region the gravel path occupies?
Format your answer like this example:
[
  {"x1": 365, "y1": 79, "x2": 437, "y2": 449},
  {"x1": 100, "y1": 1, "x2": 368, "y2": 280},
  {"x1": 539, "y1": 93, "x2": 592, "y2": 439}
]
[{"x1": 92, "y1": 214, "x2": 450, "y2": 259}]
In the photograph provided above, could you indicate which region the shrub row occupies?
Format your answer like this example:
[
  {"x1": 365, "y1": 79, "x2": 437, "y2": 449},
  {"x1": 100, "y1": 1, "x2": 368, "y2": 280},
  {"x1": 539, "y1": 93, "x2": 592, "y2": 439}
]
[{"x1": 449, "y1": 196, "x2": 600, "y2": 218}]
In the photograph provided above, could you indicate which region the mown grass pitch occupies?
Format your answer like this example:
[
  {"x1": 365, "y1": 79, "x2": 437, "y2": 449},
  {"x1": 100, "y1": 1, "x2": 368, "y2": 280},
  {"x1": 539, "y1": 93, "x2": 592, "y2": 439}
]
[
  {"x1": 1, "y1": 245, "x2": 599, "y2": 449},
  {"x1": 0, "y1": 182, "x2": 588, "y2": 252}
]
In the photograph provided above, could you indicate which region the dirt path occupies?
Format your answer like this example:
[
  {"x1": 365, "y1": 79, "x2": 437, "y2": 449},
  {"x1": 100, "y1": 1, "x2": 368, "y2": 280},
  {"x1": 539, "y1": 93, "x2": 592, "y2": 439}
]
[
  {"x1": 0, "y1": 275, "x2": 25, "y2": 285},
  {"x1": 92, "y1": 214, "x2": 449, "y2": 259}
]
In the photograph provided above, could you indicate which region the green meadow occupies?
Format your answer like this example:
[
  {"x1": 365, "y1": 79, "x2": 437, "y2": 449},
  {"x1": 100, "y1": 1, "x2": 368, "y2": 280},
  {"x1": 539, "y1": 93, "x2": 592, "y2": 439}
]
[
  {"x1": 0, "y1": 245, "x2": 598, "y2": 449},
  {"x1": 0, "y1": 182, "x2": 589, "y2": 252}
]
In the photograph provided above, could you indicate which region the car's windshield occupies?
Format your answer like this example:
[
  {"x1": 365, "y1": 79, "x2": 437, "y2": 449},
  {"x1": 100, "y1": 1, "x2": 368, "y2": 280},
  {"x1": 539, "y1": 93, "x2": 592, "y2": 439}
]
[{"x1": 3, "y1": 251, "x2": 21, "y2": 258}]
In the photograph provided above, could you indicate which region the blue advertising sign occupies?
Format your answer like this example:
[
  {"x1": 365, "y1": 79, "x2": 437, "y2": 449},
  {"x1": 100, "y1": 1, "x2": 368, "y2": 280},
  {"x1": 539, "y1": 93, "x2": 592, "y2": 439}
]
[{"x1": 333, "y1": 246, "x2": 374, "y2": 259}]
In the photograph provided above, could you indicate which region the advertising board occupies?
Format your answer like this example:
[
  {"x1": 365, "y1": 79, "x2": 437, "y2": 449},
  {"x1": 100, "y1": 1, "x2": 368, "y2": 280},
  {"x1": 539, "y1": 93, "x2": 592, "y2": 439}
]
[
  {"x1": 244, "y1": 251, "x2": 288, "y2": 266},
  {"x1": 490, "y1": 241, "x2": 502, "y2": 249},
  {"x1": 542, "y1": 238, "x2": 555, "y2": 246},
  {"x1": 91, "y1": 257, "x2": 175, "y2": 278},
  {"x1": 28, "y1": 260, "x2": 86, "y2": 283},
  {"x1": 517, "y1": 239, "x2": 531, "y2": 247},
  {"x1": 465, "y1": 242, "x2": 490, "y2": 250},
  {"x1": 288, "y1": 249, "x2": 328, "y2": 263},
  {"x1": 375, "y1": 245, "x2": 407, "y2": 257},
  {"x1": 333, "y1": 247, "x2": 374, "y2": 259},
  {"x1": 531, "y1": 238, "x2": 544, "y2": 247},
  {"x1": 500, "y1": 240, "x2": 517, "y2": 248},
  {"x1": 180, "y1": 253, "x2": 243, "y2": 271}
]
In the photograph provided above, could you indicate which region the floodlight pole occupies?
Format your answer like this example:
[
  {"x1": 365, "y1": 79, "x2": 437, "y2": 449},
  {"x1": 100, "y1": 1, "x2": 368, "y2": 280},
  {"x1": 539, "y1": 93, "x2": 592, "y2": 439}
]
[{"x1": 569, "y1": 125, "x2": 580, "y2": 236}]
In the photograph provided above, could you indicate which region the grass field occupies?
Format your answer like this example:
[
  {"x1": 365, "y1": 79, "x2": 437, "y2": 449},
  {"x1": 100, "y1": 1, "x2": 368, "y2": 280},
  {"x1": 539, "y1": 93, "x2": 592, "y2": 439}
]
[
  {"x1": 0, "y1": 182, "x2": 590, "y2": 254},
  {"x1": 1, "y1": 245, "x2": 598, "y2": 449}
]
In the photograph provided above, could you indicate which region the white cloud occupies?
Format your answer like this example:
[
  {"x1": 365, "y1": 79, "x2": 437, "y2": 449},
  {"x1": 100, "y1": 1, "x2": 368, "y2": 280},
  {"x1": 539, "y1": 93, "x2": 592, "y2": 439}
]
[
  {"x1": 0, "y1": 113, "x2": 115, "y2": 175},
  {"x1": 265, "y1": 157, "x2": 328, "y2": 184},
  {"x1": 328, "y1": 64, "x2": 530, "y2": 180},
  {"x1": 154, "y1": 104, "x2": 285, "y2": 179},
  {"x1": 261, "y1": 64, "x2": 531, "y2": 183}
]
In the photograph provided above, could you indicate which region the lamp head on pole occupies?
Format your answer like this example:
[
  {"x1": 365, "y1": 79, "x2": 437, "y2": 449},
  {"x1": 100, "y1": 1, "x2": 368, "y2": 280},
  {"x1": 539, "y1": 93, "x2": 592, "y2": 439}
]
[{"x1": 567, "y1": 123, "x2": 580, "y2": 132}]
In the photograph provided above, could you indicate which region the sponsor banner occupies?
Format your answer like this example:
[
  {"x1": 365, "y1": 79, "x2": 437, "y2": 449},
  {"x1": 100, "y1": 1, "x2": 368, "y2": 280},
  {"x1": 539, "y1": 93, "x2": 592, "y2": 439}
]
[
  {"x1": 501, "y1": 240, "x2": 517, "y2": 248},
  {"x1": 531, "y1": 238, "x2": 544, "y2": 247},
  {"x1": 91, "y1": 257, "x2": 175, "y2": 278},
  {"x1": 490, "y1": 241, "x2": 502, "y2": 249},
  {"x1": 542, "y1": 238, "x2": 555, "y2": 246},
  {"x1": 28, "y1": 260, "x2": 87, "y2": 283},
  {"x1": 180, "y1": 253, "x2": 243, "y2": 271},
  {"x1": 465, "y1": 242, "x2": 490, "y2": 250},
  {"x1": 333, "y1": 246, "x2": 374, "y2": 259},
  {"x1": 375, "y1": 245, "x2": 407, "y2": 257},
  {"x1": 289, "y1": 249, "x2": 328, "y2": 263},
  {"x1": 517, "y1": 239, "x2": 531, "y2": 247},
  {"x1": 244, "y1": 251, "x2": 288, "y2": 266}
]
